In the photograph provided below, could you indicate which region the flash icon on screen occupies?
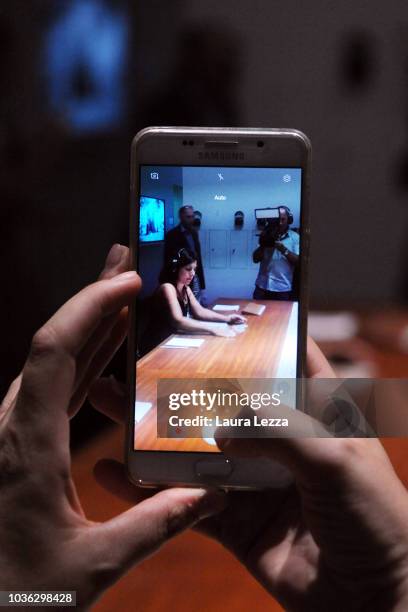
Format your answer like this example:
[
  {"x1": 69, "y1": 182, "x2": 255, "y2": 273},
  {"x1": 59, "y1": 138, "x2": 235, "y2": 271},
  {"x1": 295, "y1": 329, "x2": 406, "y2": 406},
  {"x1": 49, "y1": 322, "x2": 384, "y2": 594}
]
[{"x1": 218, "y1": 173, "x2": 224, "y2": 181}]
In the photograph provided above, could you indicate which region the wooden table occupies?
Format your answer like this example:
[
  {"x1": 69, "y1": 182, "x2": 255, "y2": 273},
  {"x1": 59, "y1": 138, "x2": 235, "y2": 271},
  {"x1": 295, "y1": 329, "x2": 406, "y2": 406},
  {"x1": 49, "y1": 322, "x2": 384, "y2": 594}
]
[
  {"x1": 71, "y1": 326, "x2": 408, "y2": 612},
  {"x1": 135, "y1": 299, "x2": 294, "y2": 451}
]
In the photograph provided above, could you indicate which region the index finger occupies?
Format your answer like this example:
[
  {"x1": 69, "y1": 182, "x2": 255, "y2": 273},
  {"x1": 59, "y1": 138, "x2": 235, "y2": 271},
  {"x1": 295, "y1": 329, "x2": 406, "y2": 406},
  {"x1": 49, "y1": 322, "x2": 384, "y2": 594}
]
[
  {"x1": 17, "y1": 271, "x2": 141, "y2": 419},
  {"x1": 32, "y1": 271, "x2": 140, "y2": 360},
  {"x1": 306, "y1": 336, "x2": 336, "y2": 378}
]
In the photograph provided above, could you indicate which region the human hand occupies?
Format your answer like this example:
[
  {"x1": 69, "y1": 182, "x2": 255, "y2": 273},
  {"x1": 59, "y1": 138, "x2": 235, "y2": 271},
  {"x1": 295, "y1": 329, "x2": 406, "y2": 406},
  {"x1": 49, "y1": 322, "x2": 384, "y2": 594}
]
[
  {"x1": 209, "y1": 339, "x2": 408, "y2": 612},
  {"x1": 91, "y1": 335, "x2": 408, "y2": 611},
  {"x1": 226, "y1": 314, "x2": 247, "y2": 325},
  {"x1": 0, "y1": 245, "x2": 226, "y2": 609},
  {"x1": 274, "y1": 240, "x2": 285, "y2": 253}
]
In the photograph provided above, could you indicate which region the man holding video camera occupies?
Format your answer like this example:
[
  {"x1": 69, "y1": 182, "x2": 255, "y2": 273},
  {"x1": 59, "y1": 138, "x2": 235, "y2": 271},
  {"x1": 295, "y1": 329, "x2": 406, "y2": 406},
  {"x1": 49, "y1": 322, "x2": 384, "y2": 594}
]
[{"x1": 253, "y1": 206, "x2": 299, "y2": 300}]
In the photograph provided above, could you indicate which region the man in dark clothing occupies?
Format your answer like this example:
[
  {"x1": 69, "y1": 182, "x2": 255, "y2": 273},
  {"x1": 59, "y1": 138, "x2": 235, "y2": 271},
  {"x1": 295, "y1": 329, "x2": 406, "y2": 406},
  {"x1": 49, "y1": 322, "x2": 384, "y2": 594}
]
[{"x1": 164, "y1": 205, "x2": 206, "y2": 301}]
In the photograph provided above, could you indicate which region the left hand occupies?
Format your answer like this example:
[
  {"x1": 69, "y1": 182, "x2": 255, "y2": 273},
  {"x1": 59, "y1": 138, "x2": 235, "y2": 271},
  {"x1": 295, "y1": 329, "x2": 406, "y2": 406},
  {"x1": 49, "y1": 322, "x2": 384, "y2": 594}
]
[
  {"x1": 226, "y1": 314, "x2": 247, "y2": 325},
  {"x1": 0, "y1": 245, "x2": 226, "y2": 608}
]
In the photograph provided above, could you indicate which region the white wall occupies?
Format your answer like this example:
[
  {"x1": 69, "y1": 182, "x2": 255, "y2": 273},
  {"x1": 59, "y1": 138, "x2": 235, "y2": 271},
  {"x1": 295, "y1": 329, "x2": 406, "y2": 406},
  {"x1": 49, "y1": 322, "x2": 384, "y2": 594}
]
[
  {"x1": 182, "y1": 166, "x2": 301, "y2": 229},
  {"x1": 183, "y1": 167, "x2": 301, "y2": 302}
]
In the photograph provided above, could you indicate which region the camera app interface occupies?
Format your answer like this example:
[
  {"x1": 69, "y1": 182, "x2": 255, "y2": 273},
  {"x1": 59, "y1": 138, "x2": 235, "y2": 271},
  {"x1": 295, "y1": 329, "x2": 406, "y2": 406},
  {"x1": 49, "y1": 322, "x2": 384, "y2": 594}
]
[{"x1": 135, "y1": 166, "x2": 302, "y2": 452}]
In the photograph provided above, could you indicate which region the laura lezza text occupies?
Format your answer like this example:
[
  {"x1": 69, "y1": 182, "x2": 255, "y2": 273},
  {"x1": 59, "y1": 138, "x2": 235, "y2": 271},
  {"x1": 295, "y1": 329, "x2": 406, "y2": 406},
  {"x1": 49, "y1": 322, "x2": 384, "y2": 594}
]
[{"x1": 168, "y1": 415, "x2": 289, "y2": 428}]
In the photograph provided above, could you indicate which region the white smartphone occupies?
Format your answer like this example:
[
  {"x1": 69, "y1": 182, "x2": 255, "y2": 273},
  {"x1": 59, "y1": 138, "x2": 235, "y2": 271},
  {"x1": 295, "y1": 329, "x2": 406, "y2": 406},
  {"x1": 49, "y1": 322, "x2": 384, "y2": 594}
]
[{"x1": 127, "y1": 127, "x2": 311, "y2": 490}]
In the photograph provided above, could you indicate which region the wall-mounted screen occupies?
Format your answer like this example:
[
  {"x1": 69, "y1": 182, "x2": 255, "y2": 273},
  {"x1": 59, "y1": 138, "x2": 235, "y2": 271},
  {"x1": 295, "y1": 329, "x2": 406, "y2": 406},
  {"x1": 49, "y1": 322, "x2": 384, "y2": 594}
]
[{"x1": 139, "y1": 196, "x2": 165, "y2": 243}]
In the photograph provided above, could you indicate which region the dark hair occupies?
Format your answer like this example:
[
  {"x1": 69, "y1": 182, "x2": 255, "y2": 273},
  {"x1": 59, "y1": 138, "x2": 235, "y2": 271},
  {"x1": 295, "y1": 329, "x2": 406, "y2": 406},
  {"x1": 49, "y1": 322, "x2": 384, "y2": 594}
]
[
  {"x1": 159, "y1": 248, "x2": 197, "y2": 285},
  {"x1": 179, "y1": 205, "x2": 194, "y2": 217}
]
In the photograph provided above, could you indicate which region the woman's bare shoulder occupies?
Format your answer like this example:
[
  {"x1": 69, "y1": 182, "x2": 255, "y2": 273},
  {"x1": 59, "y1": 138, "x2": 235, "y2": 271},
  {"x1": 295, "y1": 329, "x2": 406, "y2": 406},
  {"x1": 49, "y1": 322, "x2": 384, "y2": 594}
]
[{"x1": 158, "y1": 283, "x2": 177, "y2": 296}]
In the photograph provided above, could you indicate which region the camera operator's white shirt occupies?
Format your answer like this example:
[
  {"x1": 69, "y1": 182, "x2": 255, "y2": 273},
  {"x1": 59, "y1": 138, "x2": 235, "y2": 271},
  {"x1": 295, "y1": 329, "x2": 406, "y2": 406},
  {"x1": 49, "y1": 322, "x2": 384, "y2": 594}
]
[{"x1": 256, "y1": 229, "x2": 299, "y2": 293}]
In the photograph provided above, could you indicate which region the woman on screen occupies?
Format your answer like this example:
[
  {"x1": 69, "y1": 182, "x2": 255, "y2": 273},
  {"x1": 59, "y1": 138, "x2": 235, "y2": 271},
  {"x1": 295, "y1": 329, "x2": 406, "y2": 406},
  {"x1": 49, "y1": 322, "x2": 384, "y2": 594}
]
[{"x1": 141, "y1": 248, "x2": 246, "y2": 353}]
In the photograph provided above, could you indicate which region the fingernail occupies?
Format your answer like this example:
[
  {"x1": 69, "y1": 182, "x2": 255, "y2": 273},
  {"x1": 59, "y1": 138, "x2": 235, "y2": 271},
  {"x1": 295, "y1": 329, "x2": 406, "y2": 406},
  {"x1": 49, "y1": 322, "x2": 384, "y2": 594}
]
[
  {"x1": 112, "y1": 271, "x2": 138, "y2": 284},
  {"x1": 105, "y1": 244, "x2": 125, "y2": 268}
]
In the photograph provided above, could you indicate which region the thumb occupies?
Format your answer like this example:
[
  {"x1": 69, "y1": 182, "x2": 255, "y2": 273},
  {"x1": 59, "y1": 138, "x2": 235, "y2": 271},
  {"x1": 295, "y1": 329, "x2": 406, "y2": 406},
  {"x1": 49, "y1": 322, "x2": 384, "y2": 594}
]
[
  {"x1": 215, "y1": 383, "x2": 376, "y2": 485},
  {"x1": 215, "y1": 403, "x2": 346, "y2": 486},
  {"x1": 217, "y1": 434, "x2": 346, "y2": 486},
  {"x1": 86, "y1": 487, "x2": 227, "y2": 586}
]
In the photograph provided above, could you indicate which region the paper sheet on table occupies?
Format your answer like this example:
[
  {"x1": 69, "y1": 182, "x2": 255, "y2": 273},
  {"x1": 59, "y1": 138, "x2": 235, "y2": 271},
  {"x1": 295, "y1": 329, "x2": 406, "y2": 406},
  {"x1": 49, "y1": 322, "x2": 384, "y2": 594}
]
[
  {"x1": 213, "y1": 304, "x2": 240, "y2": 311},
  {"x1": 164, "y1": 337, "x2": 205, "y2": 348},
  {"x1": 232, "y1": 324, "x2": 248, "y2": 334}
]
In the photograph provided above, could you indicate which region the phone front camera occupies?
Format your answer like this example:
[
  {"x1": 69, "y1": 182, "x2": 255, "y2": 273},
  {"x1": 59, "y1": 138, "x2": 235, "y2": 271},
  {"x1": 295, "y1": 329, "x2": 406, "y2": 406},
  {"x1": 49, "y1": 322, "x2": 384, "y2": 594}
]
[{"x1": 257, "y1": 140, "x2": 264, "y2": 148}]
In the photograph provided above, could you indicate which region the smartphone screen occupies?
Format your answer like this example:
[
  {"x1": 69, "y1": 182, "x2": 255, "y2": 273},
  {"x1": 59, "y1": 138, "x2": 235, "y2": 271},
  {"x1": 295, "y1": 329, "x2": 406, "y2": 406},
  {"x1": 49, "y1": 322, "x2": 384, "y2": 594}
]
[{"x1": 134, "y1": 164, "x2": 303, "y2": 453}]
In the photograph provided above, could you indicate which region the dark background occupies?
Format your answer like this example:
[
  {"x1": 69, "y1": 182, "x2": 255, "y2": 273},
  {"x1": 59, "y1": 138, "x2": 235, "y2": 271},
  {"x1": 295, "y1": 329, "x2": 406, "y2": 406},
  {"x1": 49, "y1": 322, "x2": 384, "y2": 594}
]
[{"x1": 2, "y1": 0, "x2": 408, "y2": 446}]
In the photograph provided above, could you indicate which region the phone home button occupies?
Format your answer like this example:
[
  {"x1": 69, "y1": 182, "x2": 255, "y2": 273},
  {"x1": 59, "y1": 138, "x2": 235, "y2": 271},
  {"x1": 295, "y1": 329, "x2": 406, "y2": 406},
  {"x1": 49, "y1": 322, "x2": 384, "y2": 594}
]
[{"x1": 194, "y1": 459, "x2": 233, "y2": 479}]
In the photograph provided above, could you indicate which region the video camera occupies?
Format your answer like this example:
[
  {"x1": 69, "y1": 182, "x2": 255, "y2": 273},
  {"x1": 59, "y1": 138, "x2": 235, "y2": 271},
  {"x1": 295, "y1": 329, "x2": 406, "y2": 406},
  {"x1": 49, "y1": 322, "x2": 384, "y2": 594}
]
[{"x1": 254, "y1": 207, "x2": 282, "y2": 248}]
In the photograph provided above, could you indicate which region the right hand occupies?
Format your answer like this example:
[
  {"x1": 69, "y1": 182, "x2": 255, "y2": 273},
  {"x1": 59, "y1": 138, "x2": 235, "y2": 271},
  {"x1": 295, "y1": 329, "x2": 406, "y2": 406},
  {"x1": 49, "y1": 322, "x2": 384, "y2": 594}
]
[
  {"x1": 90, "y1": 328, "x2": 408, "y2": 611},
  {"x1": 211, "y1": 340, "x2": 408, "y2": 611}
]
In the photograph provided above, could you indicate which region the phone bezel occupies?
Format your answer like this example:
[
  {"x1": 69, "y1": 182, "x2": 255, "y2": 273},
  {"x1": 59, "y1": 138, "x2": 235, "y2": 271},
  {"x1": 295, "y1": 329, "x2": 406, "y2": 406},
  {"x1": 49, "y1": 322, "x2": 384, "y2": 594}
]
[{"x1": 127, "y1": 127, "x2": 311, "y2": 490}]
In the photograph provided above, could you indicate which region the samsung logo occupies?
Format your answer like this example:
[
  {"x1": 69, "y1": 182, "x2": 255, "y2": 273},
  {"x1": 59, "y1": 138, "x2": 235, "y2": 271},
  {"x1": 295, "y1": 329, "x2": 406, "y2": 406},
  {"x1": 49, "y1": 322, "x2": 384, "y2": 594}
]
[{"x1": 198, "y1": 152, "x2": 245, "y2": 160}]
